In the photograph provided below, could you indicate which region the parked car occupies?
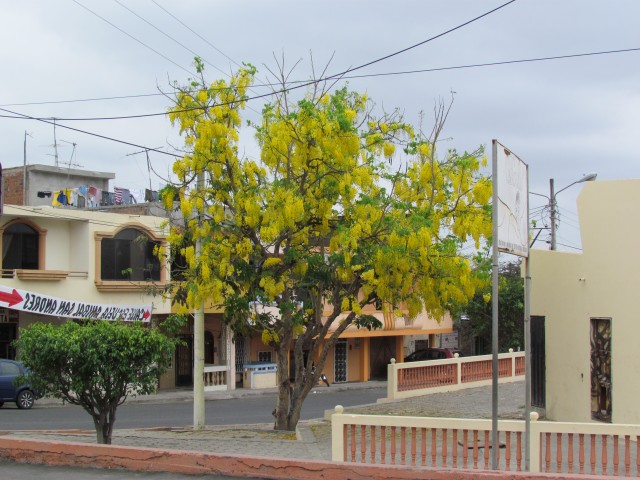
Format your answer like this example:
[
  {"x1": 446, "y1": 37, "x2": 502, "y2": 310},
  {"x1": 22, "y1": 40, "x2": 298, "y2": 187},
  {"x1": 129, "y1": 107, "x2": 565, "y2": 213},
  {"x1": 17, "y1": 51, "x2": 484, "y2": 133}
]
[
  {"x1": 404, "y1": 348, "x2": 462, "y2": 362},
  {"x1": 0, "y1": 359, "x2": 37, "y2": 409}
]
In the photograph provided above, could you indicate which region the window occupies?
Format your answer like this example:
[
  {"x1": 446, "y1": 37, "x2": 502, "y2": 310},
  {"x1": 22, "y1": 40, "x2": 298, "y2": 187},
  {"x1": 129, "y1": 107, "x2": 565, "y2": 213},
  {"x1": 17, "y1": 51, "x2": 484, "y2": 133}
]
[
  {"x1": 100, "y1": 228, "x2": 160, "y2": 281},
  {"x1": 2, "y1": 223, "x2": 39, "y2": 271},
  {"x1": 258, "y1": 351, "x2": 272, "y2": 363}
]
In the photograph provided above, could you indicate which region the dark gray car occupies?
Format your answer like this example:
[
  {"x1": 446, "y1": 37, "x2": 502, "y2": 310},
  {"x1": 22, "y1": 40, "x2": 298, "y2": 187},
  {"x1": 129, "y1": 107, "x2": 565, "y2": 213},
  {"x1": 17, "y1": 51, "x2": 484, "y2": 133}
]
[{"x1": 0, "y1": 358, "x2": 36, "y2": 409}]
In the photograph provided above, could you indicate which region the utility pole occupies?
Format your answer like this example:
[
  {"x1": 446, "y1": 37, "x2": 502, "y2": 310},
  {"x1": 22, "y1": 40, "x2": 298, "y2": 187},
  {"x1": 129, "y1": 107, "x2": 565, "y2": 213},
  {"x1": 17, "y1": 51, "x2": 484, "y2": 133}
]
[
  {"x1": 546, "y1": 174, "x2": 596, "y2": 251},
  {"x1": 549, "y1": 179, "x2": 556, "y2": 250},
  {"x1": 23, "y1": 131, "x2": 29, "y2": 206},
  {"x1": 193, "y1": 170, "x2": 205, "y2": 429}
]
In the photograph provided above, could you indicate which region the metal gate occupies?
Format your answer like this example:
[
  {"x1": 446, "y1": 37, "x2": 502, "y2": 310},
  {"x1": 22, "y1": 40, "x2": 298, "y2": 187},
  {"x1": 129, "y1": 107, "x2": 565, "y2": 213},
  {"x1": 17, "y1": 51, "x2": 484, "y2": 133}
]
[
  {"x1": 175, "y1": 334, "x2": 193, "y2": 387},
  {"x1": 334, "y1": 339, "x2": 348, "y2": 383},
  {"x1": 531, "y1": 316, "x2": 546, "y2": 408},
  {"x1": 235, "y1": 335, "x2": 247, "y2": 375}
]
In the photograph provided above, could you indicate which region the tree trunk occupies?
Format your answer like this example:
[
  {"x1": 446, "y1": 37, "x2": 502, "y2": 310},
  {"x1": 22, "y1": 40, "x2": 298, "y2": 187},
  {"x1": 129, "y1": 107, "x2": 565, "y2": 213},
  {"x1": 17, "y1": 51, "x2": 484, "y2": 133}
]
[
  {"x1": 274, "y1": 346, "x2": 292, "y2": 430},
  {"x1": 286, "y1": 387, "x2": 305, "y2": 430},
  {"x1": 93, "y1": 406, "x2": 117, "y2": 444},
  {"x1": 272, "y1": 343, "x2": 322, "y2": 431}
]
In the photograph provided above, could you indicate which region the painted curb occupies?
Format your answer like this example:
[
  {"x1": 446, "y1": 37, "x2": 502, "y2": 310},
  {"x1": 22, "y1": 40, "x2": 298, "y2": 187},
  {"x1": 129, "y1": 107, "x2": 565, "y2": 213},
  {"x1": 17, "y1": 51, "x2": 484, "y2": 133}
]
[{"x1": 0, "y1": 437, "x2": 610, "y2": 480}]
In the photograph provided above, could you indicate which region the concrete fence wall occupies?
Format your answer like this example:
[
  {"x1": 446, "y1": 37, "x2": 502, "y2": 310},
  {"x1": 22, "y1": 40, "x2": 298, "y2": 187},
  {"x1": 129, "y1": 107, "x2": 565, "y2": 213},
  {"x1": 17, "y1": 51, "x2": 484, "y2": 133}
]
[
  {"x1": 387, "y1": 350, "x2": 525, "y2": 400},
  {"x1": 331, "y1": 408, "x2": 640, "y2": 477}
]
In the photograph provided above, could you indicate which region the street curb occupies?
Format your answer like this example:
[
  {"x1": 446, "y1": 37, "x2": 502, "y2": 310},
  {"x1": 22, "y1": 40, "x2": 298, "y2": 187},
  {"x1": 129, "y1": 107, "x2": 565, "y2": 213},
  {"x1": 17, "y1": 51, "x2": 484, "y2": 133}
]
[
  {"x1": 0, "y1": 437, "x2": 601, "y2": 480},
  {"x1": 33, "y1": 381, "x2": 387, "y2": 407}
]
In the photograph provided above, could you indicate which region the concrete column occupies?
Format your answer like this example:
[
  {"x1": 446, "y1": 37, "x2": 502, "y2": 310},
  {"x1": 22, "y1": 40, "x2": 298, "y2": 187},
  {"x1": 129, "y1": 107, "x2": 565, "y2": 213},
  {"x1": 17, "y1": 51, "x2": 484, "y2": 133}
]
[
  {"x1": 227, "y1": 326, "x2": 236, "y2": 391},
  {"x1": 359, "y1": 337, "x2": 370, "y2": 382},
  {"x1": 395, "y1": 336, "x2": 404, "y2": 363}
]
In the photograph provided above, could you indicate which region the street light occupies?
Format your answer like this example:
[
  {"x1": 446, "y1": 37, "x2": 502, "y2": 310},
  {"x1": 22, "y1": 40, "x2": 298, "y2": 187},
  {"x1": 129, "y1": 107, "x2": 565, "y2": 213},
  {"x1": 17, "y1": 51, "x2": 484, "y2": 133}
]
[{"x1": 532, "y1": 173, "x2": 597, "y2": 250}]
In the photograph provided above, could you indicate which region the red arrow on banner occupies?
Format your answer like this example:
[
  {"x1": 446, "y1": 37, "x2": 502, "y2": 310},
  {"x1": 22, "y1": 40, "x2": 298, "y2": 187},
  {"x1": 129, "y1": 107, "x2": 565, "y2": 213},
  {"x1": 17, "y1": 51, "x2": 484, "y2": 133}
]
[
  {"x1": 143, "y1": 310, "x2": 151, "y2": 320},
  {"x1": 0, "y1": 288, "x2": 23, "y2": 307}
]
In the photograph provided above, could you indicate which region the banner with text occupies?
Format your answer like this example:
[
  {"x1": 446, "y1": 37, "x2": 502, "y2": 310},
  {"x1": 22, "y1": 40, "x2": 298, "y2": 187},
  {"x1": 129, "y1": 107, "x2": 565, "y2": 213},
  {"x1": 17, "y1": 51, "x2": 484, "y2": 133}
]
[{"x1": 0, "y1": 285, "x2": 152, "y2": 322}]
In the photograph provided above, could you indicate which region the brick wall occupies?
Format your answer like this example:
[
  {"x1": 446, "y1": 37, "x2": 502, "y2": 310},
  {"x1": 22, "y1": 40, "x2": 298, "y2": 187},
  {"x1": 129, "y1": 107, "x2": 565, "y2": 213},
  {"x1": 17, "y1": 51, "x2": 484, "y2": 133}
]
[{"x1": 2, "y1": 170, "x2": 24, "y2": 205}]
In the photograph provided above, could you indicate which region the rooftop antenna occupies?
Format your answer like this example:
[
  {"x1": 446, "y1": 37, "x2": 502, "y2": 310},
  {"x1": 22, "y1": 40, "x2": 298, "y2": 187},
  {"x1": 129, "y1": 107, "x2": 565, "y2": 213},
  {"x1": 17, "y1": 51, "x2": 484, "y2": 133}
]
[
  {"x1": 23, "y1": 131, "x2": 33, "y2": 205},
  {"x1": 52, "y1": 118, "x2": 60, "y2": 167},
  {"x1": 59, "y1": 140, "x2": 82, "y2": 169},
  {"x1": 59, "y1": 140, "x2": 83, "y2": 183},
  {"x1": 126, "y1": 147, "x2": 162, "y2": 192}
]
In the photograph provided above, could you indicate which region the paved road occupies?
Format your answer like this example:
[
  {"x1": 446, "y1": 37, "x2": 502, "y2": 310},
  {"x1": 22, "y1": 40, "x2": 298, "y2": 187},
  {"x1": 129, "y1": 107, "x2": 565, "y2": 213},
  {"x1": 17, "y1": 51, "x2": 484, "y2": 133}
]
[
  {"x1": 0, "y1": 386, "x2": 386, "y2": 430},
  {"x1": 1, "y1": 382, "x2": 529, "y2": 478},
  {"x1": 3, "y1": 382, "x2": 527, "y2": 462}
]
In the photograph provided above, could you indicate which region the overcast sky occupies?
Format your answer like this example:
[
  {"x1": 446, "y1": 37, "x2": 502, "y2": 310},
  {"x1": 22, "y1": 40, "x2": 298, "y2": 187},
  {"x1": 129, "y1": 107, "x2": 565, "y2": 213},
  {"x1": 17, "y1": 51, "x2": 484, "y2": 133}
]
[{"x1": 2, "y1": 0, "x2": 639, "y2": 251}]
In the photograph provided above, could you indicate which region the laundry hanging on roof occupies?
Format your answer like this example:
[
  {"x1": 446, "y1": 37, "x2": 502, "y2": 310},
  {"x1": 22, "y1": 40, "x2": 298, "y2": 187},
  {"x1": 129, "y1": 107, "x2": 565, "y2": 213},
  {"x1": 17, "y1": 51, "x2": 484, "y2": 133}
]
[
  {"x1": 145, "y1": 189, "x2": 159, "y2": 202},
  {"x1": 114, "y1": 187, "x2": 132, "y2": 205},
  {"x1": 88, "y1": 186, "x2": 102, "y2": 207},
  {"x1": 102, "y1": 191, "x2": 115, "y2": 206},
  {"x1": 52, "y1": 189, "x2": 73, "y2": 207}
]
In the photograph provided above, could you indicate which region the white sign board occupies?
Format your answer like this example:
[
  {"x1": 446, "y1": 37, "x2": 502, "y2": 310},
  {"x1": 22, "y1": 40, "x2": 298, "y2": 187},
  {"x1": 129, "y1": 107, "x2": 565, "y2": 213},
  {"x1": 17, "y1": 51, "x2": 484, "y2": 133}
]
[
  {"x1": 494, "y1": 141, "x2": 529, "y2": 257},
  {"x1": 0, "y1": 285, "x2": 152, "y2": 322}
]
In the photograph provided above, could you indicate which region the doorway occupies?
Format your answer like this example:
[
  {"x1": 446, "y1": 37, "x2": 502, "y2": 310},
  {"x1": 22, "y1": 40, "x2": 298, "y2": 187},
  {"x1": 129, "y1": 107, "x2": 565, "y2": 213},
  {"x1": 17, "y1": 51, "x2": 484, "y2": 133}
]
[
  {"x1": 175, "y1": 334, "x2": 193, "y2": 387},
  {"x1": 531, "y1": 316, "x2": 546, "y2": 408},
  {"x1": 334, "y1": 339, "x2": 348, "y2": 383},
  {"x1": 369, "y1": 337, "x2": 396, "y2": 380},
  {"x1": 590, "y1": 318, "x2": 611, "y2": 422},
  {"x1": 0, "y1": 323, "x2": 17, "y2": 359}
]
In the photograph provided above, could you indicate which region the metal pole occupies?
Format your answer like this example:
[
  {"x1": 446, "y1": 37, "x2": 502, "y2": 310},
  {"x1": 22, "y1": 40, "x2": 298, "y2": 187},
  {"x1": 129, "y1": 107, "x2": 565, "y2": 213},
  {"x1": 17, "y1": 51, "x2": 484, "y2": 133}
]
[
  {"x1": 193, "y1": 171, "x2": 205, "y2": 430},
  {"x1": 549, "y1": 179, "x2": 556, "y2": 250},
  {"x1": 491, "y1": 140, "x2": 499, "y2": 470},
  {"x1": 524, "y1": 257, "x2": 532, "y2": 468},
  {"x1": 23, "y1": 132, "x2": 27, "y2": 206}
]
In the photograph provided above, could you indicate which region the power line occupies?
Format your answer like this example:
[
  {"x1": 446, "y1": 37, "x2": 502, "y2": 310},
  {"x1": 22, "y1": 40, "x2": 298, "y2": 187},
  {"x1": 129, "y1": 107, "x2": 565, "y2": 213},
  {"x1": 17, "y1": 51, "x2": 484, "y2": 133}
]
[
  {"x1": 3, "y1": 1, "x2": 519, "y2": 121},
  {"x1": 71, "y1": 0, "x2": 195, "y2": 77},
  {"x1": 151, "y1": 0, "x2": 241, "y2": 69},
  {"x1": 3, "y1": 44, "x2": 637, "y2": 120},
  {"x1": 112, "y1": 0, "x2": 230, "y2": 81},
  {"x1": 339, "y1": 46, "x2": 640, "y2": 80},
  {"x1": 0, "y1": 92, "x2": 163, "y2": 107},
  {"x1": 327, "y1": 0, "x2": 517, "y2": 78},
  {"x1": 0, "y1": 108, "x2": 181, "y2": 158}
]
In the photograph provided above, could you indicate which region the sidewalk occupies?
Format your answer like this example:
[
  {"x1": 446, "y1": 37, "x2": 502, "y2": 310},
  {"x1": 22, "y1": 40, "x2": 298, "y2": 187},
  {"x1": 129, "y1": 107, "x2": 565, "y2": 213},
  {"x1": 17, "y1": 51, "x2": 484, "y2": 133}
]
[{"x1": 5, "y1": 382, "x2": 527, "y2": 462}]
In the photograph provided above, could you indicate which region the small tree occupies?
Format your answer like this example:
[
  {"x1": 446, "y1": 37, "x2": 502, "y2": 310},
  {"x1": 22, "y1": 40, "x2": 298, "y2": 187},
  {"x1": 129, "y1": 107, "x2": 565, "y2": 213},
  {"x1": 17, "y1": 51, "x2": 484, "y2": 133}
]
[
  {"x1": 165, "y1": 60, "x2": 492, "y2": 430},
  {"x1": 459, "y1": 260, "x2": 524, "y2": 354},
  {"x1": 15, "y1": 320, "x2": 177, "y2": 444}
]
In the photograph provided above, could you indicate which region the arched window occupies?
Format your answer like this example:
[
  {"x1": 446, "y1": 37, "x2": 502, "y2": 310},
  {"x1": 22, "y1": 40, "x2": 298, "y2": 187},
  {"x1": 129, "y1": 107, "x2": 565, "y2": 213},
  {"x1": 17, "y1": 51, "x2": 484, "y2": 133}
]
[
  {"x1": 2, "y1": 223, "x2": 39, "y2": 271},
  {"x1": 100, "y1": 228, "x2": 160, "y2": 281}
]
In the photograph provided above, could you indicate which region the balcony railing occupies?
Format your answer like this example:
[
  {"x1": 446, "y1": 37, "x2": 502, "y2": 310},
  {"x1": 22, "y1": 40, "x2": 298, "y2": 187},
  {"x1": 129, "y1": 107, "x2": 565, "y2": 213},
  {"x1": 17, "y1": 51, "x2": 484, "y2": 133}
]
[
  {"x1": 203, "y1": 365, "x2": 228, "y2": 392},
  {"x1": 387, "y1": 350, "x2": 525, "y2": 401}
]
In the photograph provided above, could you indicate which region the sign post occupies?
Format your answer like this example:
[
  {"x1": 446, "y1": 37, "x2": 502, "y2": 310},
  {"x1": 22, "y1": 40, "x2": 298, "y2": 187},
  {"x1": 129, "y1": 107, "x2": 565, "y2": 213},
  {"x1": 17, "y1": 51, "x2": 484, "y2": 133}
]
[{"x1": 491, "y1": 140, "x2": 529, "y2": 469}]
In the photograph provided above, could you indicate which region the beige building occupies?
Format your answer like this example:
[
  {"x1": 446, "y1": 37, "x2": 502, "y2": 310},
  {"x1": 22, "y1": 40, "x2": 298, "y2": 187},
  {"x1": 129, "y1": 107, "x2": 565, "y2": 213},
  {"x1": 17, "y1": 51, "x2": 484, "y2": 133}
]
[
  {"x1": 242, "y1": 302, "x2": 454, "y2": 385},
  {"x1": 0, "y1": 205, "x2": 172, "y2": 362},
  {"x1": 530, "y1": 179, "x2": 639, "y2": 424}
]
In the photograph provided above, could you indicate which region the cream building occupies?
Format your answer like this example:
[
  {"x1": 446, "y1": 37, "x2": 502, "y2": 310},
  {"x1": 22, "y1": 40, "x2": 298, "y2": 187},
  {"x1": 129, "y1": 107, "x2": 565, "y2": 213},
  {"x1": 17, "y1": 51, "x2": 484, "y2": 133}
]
[
  {"x1": 0, "y1": 205, "x2": 172, "y2": 359},
  {"x1": 530, "y1": 179, "x2": 639, "y2": 424}
]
